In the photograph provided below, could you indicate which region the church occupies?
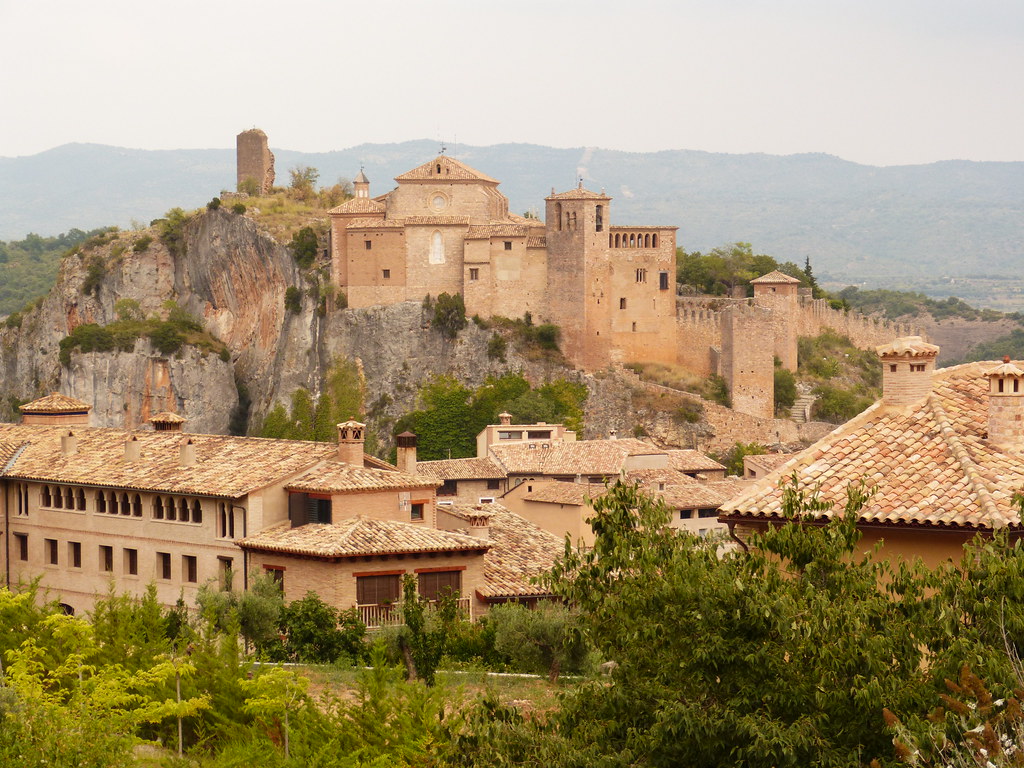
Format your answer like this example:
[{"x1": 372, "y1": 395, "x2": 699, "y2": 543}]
[{"x1": 327, "y1": 155, "x2": 679, "y2": 371}]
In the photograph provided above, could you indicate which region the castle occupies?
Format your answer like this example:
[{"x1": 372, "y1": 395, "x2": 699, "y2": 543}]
[{"x1": 327, "y1": 155, "x2": 678, "y2": 372}]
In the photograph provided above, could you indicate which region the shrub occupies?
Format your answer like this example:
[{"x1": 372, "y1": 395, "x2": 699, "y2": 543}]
[
  {"x1": 237, "y1": 177, "x2": 260, "y2": 196},
  {"x1": 705, "y1": 374, "x2": 731, "y2": 407},
  {"x1": 774, "y1": 366, "x2": 797, "y2": 412},
  {"x1": 82, "y1": 254, "x2": 106, "y2": 295},
  {"x1": 487, "y1": 332, "x2": 507, "y2": 361},
  {"x1": 336, "y1": 290, "x2": 348, "y2": 309},
  {"x1": 284, "y1": 286, "x2": 302, "y2": 314},
  {"x1": 231, "y1": 202, "x2": 246, "y2": 214},
  {"x1": 289, "y1": 227, "x2": 318, "y2": 270},
  {"x1": 433, "y1": 292, "x2": 467, "y2": 339},
  {"x1": 716, "y1": 441, "x2": 766, "y2": 476},
  {"x1": 148, "y1": 323, "x2": 185, "y2": 355},
  {"x1": 532, "y1": 323, "x2": 559, "y2": 350},
  {"x1": 5, "y1": 312, "x2": 21, "y2": 329},
  {"x1": 59, "y1": 323, "x2": 115, "y2": 366},
  {"x1": 488, "y1": 602, "x2": 589, "y2": 682},
  {"x1": 207, "y1": 197, "x2": 221, "y2": 210},
  {"x1": 132, "y1": 235, "x2": 152, "y2": 253},
  {"x1": 674, "y1": 400, "x2": 703, "y2": 424},
  {"x1": 812, "y1": 384, "x2": 874, "y2": 424},
  {"x1": 279, "y1": 592, "x2": 366, "y2": 664},
  {"x1": 156, "y1": 207, "x2": 190, "y2": 258}
]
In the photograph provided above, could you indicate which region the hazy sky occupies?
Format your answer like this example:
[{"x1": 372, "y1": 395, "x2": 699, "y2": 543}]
[{"x1": 2, "y1": 0, "x2": 1021, "y2": 166}]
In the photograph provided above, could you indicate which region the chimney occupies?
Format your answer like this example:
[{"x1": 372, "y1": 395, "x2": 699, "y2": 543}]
[
  {"x1": 466, "y1": 509, "x2": 491, "y2": 540},
  {"x1": 396, "y1": 431, "x2": 417, "y2": 474},
  {"x1": 149, "y1": 412, "x2": 186, "y2": 432},
  {"x1": 986, "y1": 356, "x2": 1024, "y2": 454},
  {"x1": 60, "y1": 430, "x2": 77, "y2": 456},
  {"x1": 124, "y1": 435, "x2": 141, "y2": 462},
  {"x1": 609, "y1": 428, "x2": 618, "y2": 440},
  {"x1": 875, "y1": 336, "x2": 940, "y2": 407},
  {"x1": 337, "y1": 420, "x2": 366, "y2": 466},
  {"x1": 498, "y1": 411, "x2": 512, "y2": 426},
  {"x1": 179, "y1": 438, "x2": 196, "y2": 467}
]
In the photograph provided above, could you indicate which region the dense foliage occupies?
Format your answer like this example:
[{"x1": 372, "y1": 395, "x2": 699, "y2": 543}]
[
  {"x1": 392, "y1": 372, "x2": 588, "y2": 461},
  {"x1": 836, "y1": 286, "x2": 1013, "y2": 323},
  {"x1": 260, "y1": 358, "x2": 367, "y2": 444},
  {"x1": 0, "y1": 227, "x2": 112, "y2": 316},
  {"x1": 57, "y1": 300, "x2": 224, "y2": 366},
  {"x1": 676, "y1": 242, "x2": 824, "y2": 299}
]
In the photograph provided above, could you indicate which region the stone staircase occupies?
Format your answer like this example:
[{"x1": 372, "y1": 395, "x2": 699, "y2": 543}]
[{"x1": 790, "y1": 393, "x2": 817, "y2": 423}]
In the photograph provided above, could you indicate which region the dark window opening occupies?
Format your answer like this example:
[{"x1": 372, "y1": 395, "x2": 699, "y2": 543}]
[
  {"x1": 659, "y1": 271, "x2": 670, "y2": 290},
  {"x1": 486, "y1": 479, "x2": 501, "y2": 490},
  {"x1": 438, "y1": 479, "x2": 458, "y2": 496},
  {"x1": 418, "y1": 570, "x2": 462, "y2": 602},
  {"x1": 365, "y1": 240, "x2": 372, "y2": 250},
  {"x1": 382, "y1": 269, "x2": 390, "y2": 279},
  {"x1": 619, "y1": 298, "x2": 627, "y2": 309},
  {"x1": 595, "y1": 205, "x2": 603, "y2": 232},
  {"x1": 45, "y1": 538, "x2": 58, "y2": 565},
  {"x1": 192, "y1": 499, "x2": 202, "y2": 524},
  {"x1": 357, "y1": 574, "x2": 400, "y2": 605},
  {"x1": 218, "y1": 557, "x2": 234, "y2": 590},
  {"x1": 411, "y1": 502, "x2": 424, "y2": 521},
  {"x1": 15, "y1": 533, "x2": 28, "y2": 561},
  {"x1": 504, "y1": 241, "x2": 512, "y2": 251},
  {"x1": 469, "y1": 267, "x2": 479, "y2": 281},
  {"x1": 158, "y1": 552, "x2": 172, "y2": 580},
  {"x1": 125, "y1": 548, "x2": 138, "y2": 575},
  {"x1": 265, "y1": 566, "x2": 285, "y2": 592},
  {"x1": 698, "y1": 509, "x2": 718, "y2": 518},
  {"x1": 183, "y1": 555, "x2": 197, "y2": 583},
  {"x1": 100, "y1": 545, "x2": 113, "y2": 572},
  {"x1": 69, "y1": 541, "x2": 81, "y2": 568}
]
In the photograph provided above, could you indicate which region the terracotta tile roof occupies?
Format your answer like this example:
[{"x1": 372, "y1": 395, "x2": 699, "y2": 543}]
[
  {"x1": 507, "y1": 213, "x2": 545, "y2": 228},
  {"x1": 395, "y1": 156, "x2": 500, "y2": 184},
  {"x1": 464, "y1": 224, "x2": 529, "y2": 239},
  {"x1": 546, "y1": 186, "x2": 610, "y2": 201},
  {"x1": 721, "y1": 361, "x2": 1024, "y2": 531},
  {"x1": 444, "y1": 502, "x2": 562, "y2": 599},
  {"x1": 0, "y1": 424, "x2": 335, "y2": 498},
  {"x1": 237, "y1": 516, "x2": 489, "y2": 559},
  {"x1": 875, "y1": 336, "x2": 940, "y2": 358},
  {"x1": 403, "y1": 215, "x2": 472, "y2": 226},
  {"x1": 149, "y1": 412, "x2": 186, "y2": 425},
  {"x1": 654, "y1": 478, "x2": 752, "y2": 509},
  {"x1": 328, "y1": 197, "x2": 386, "y2": 215},
  {"x1": 490, "y1": 438, "x2": 664, "y2": 476},
  {"x1": 665, "y1": 449, "x2": 726, "y2": 473},
  {"x1": 526, "y1": 236, "x2": 547, "y2": 248},
  {"x1": 750, "y1": 270, "x2": 801, "y2": 284},
  {"x1": 19, "y1": 393, "x2": 91, "y2": 414},
  {"x1": 285, "y1": 461, "x2": 439, "y2": 493},
  {"x1": 745, "y1": 453, "x2": 798, "y2": 472},
  {"x1": 417, "y1": 457, "x2": 507, "y2": 481},
  {"x1": 0, "y1": 442, "x2": 24, "y2": 471},
  {"x1": 522, "y1": 481, "x2": 607, "y2": 506}
]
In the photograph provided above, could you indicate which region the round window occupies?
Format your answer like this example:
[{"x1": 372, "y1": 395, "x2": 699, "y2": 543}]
[{"x1": 432, "y1": 194, "x2": 447, "y2": 211}]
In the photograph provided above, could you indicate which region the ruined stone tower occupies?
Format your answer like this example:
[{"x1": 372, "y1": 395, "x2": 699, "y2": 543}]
[
  {"x1": 751, "y1": 270, "x2": 800, "y2": 371},
  {"x1": 236, "y1": 129, "x2": 275, "y2": 194}
]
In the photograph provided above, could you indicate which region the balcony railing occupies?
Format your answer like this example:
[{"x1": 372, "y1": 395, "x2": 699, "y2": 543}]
[{"x1": 357, "y1": 597, "x2": 472, "y2": 629}]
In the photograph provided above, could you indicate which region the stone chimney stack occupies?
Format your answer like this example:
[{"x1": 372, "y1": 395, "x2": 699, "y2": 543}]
[
  {"x1": 498, "y1": 412, "x2": 512, "y2": 426},
  {"x1": 149, "y1": 412, "x2": 186, "y2": 432},
  {"x1": 61, "y1": 430, "x2": 77, "y2": 456},
  {"x1": 337, "y1": 420, "x2": 366, "y2": 466},
  {"x1": 396, "y1": 431, "x2": 417, "y2": 474},
  {"x1": 124, "y1": 435, "x2": 141, "y2": 462},
  {"x1": 986, "y1": 357, "x2": 1024, "y2": 454},
  {"x1": 179, "y1": 438, "x2": 196, "y2": 467},
  {"x1": 876, "y1": 336, "x2": 940, "y2": 407},
  {"x1": 466, "y1": 509, "x2": 491, "y2": 540}
]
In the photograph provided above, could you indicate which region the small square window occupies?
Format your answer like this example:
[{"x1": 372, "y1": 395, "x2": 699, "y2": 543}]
[
  {"x1": 659, "y1": 271, "x2": 670, "y2": 290},
  {"x1": 125, "y1": 548, "x2": 138, "y2": 576},
  {"x1": 486, "y1": 479, "x2": 501, "y2": 490},
  {"x1": 890, "y1": 364, "x2": 898, "y2": 372},
  {"x1": 504, "y1": 241, "x2": 512, "y2": 251},
  {"x1": 14, "y1": 533, "x2": 28, "y2": 561},
  {"x1": 382, "y1": 269, "x2": 391, "y2": 279},
  {"x1": 183, "y1": 555, "x2": 198, "y2": 583},
  {"x1": 619, "y1": 298, "x2": 627, "y2": 310},
  {"x1": 469, "y1": 268, "x2": 479, "y2": 281},
  {"x1": 69, "y1": 541, "x2": 82, "y2": 569},
  {"x1": 364, "y1": 240, "x2": 372, "y2": 250},
  {"x1": 99, "y1": 545, "x2": 113, "y2": 573},
  {"x1": 411, "y1": 503, "x2": 424, "y2": 521},
  {"x1": 45, "y1": 538, "x2": 58, "y2": 565}
]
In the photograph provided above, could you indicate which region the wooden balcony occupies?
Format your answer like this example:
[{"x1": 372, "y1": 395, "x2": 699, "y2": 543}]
[{"x1": 358, "y1": 597, "x2": 472, "y2": 629}]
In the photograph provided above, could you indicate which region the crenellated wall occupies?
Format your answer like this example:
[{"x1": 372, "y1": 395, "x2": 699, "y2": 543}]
[{"x1": 795, "y1": 297, "x2": 922, "y2": 347}]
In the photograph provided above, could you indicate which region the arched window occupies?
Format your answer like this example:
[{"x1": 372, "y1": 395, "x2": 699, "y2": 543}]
[
  {"x1": 629, "y1": 233, "x2": 636, "y2": 247},
  {"x1": 436, "y1": 164, "x2": 441, "y2": 174},
  {"x1": 166, "y1": 497, "x2": 176, "y2": 521},
  {"x1": 192, "y1": 499, "x2": 203, "y2": 524},
  {"x1": 614, "y1": 233, "x2": 620, "y2": 247},
  {"x1": 120, "y1": 493, "x2": 130, "y2": 516},
  {"x1": 652, "y1": 233, "x2": 658, "y2": 248},
  {"x1": 429, "y1": 231, "x2": 444, "y2": 264},
  {"x1": 109, "y1": 491, "x2": 119, "y2": 515},
  {"x1": 608, "y1": 234, "x2": 613, "y2": 247},
  {"x1": 96, "y1": 491, "x2": 106, "y2": 514},
  {"x1": 133, "y1": 494, "x2": 142, "y2": 517},
  {"x1": 644, "y1": 234, "x2": 650, "y2": 248},
  {"x1": 556, "y1": 203, "x2": 562, "y2": 231},
  {"x1": 154, "y1": 496, "x2": 164, "y2": 519},
  {"x1": 179, "y1": 498, "x2": 190, "y2": 523},
  {"x1": 42, "y1": 486, "x2": 52, "y2": 507},
  {"x1": 76, "y1": 488, "x2": 86, "y2": 511},
  {"x1": 596, "y1": 205, "x2": 604, "y2": 232}
]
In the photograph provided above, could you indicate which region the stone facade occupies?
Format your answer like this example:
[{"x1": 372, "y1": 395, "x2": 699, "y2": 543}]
[
  {"x1": 236, "y1": 129, "x2": 275, "y2": 194},
  {"x1": 328, "y1": 156, "x2": 677, "y2": 372}
]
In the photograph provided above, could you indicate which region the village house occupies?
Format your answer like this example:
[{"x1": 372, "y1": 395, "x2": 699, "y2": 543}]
[
  {"x1": 0, "y1": 396, "x2": 560, "y2": 621},
  {"x1": 719, "y1": 338, "x2": 1024, "y2": 565}
]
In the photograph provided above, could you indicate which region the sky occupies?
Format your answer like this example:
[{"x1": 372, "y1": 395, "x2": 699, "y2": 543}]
[{"x1": 1, "y1": 0, "x2": 1022, "y2": 167}]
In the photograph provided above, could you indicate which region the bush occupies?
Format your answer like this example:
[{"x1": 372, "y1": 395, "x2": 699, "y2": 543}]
[
  {"x1": 487, "y1": 332, "x2": 507, "y2": 361},
  {"x1": 156, "y1": 207, "x2": 190, "y2": 258},
  {"x1": 774, "y1": 366, "x2": 797, "y2": 412},
  {"x1": 207, "y1": 197, "x2": 222, "y2": 210},
  {"x1": 705, "y1": 374, "x2": 731, "y2": 407},
  {"x1": 59, "y1": 323, "x2": 115, "y2": 366},
  {"x1": 284, "y1": 286, "x2": 302, "y2": 314},
  {"x1": 812, "y1": 384, "x2": 874, "y2": 424},
  {"x1": 237, "y1": 177, "x2": 260, "y2": 196},
  {"x1": 82, "y1": 254, "x2": 106, "y2": 295},
  {"x1": 532, "y1": 323, "x2": 560, "y2": 350},
  {"x1": 488, "y1": 602, "x2": 590, "y2": 682},
  {"x1": 5, "y1": 312, "x2": 21, "y2": 329},
  {"x1": 674, "y1": 400, "x2": 703, "y2": 424},
  {"x1": 231, "y1": 202, "x2": 246, "y2": 214},
  {"x1": 336, "y1": 290, "x2": 348, "y2": 309},
  {"x1": 433, "y1": 292, "x2": 467, "y2": 340},
  {"x1": 148, "y1": 323, "x2": 185, "y2": 354},
  {"x1": 715, "y1": 441, "x2": 766, "y2": 476},
  {"x1": 132, "y1": 235, "x2": 152, "y2": 253},
  {"x1": 279, "y1": 592, "x2": 366, "y2": 663},
  {"x1": 289, "y1": 227, "x2": 318, "y2": 270}
]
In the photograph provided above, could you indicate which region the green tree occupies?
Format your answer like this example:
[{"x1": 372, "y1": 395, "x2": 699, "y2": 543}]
[
  {"x1": 397, "y1": 574, "x2": 458, "y2": 686},
  {"x1": 489, "y1": 602, "x2": 588, "y2": 682},
  {"x1": 279, "y1": 591, "x2": 366, "y2": 663},
  {"x1": 288, "y1": 165, "x2": 320, "y2": 200},
  {"x1": 240, "y1": 666, "x2": 309, "y2": 759},
  {"x1": 774, "y1": 363, "x2": 798, "y2": 413},
  {"x1": 433, "y1": 292, "x2": 467, "y2": 339},
  {"x1": 289, "y1": 226, "x2": 319, "y2": 270}
]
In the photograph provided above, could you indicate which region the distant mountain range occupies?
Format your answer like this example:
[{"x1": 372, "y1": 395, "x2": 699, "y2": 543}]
[{"x1": 2, "y1": 140, "x2": 1022, "y2": 295}]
